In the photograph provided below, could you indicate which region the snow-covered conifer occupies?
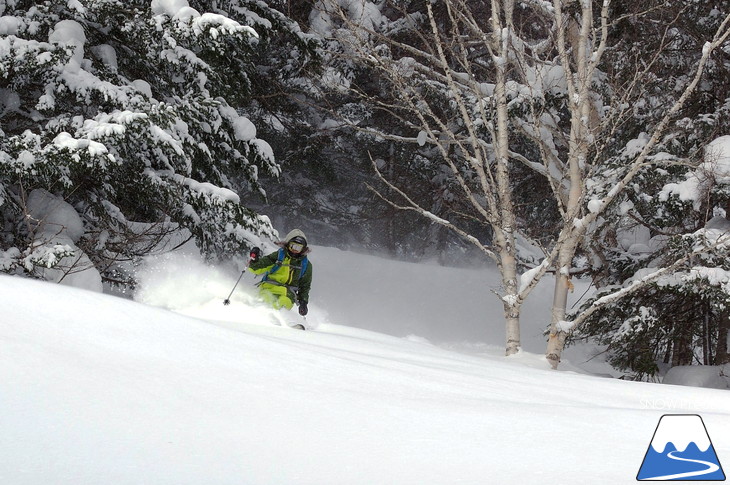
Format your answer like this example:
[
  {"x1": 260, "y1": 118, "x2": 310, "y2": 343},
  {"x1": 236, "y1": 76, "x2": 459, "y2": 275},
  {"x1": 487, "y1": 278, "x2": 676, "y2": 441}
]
[{"x1": 0, "y1": 0, "x2": 315, "y2": 287}]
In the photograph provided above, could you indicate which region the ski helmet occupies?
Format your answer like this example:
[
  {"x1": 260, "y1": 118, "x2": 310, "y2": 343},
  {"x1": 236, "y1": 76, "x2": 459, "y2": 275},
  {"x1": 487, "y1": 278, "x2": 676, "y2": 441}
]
[{"x1": 283, "y1": 229, "x2": 307, "y2": 254}]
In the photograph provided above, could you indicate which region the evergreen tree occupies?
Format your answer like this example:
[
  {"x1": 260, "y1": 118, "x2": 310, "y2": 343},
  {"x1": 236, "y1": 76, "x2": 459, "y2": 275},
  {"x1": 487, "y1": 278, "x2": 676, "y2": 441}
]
[
  {"x1": 0, "y1": 0, "x2": 315, "y2": 287},
  {"x1": 574, "y1": 135, "x2": 730, "y2": 380}
]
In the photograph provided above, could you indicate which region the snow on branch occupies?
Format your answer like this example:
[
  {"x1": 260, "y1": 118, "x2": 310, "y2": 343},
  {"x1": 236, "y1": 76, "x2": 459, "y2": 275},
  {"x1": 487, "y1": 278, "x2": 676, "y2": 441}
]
[
  {"x1": 560, "y1": 229, "x2": 730, "y2": 334},
  {"x1": 152, "y1": 0, "x2": 258, "y2": 39},
  {"x1": 159, "y1": 171, "x2": 241, "y2": 206}
]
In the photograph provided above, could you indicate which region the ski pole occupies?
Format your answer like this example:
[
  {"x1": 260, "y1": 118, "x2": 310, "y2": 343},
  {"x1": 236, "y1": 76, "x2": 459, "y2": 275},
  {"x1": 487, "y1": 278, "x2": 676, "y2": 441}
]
[
  {"x1": 223, "y1": 259, "x2": 251, "y2": 305},
  {"x1": 222, "y1": 270, "x2": 245, "y2": 305}
]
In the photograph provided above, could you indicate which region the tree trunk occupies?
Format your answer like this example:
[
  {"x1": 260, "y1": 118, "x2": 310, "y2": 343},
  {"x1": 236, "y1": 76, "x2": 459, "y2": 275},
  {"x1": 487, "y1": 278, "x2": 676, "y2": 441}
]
[
  {"x1": 499, "y1": 242, "x2": 521, "y2": 355},
  {"x1": 717, "y1": 206, "x2": 730, "y2": 365},
  {"x1": 671, "y1": 321, "x2": 693, "y2": 366},
  {"x1": 546, "y1": 232, "x2": 580, "y2": 368},
  {"x1": 492, "y1": 0, "x2": 521, "y2": 355},
  {"x1": 663, "y1": 337, "x2": 673, "y2": 365},
  {"x1": 542, "y1": 0, "x2": 594, "y2": 369},
  {"x1": 505, "y1": 310, "x2": 521, "y2": 356},
  {"x1": 716, "y1": 311, "x2": 730, "y2": 365},
  {"x1": 386, "y1": 144, "x2": 396, "y2": 256},
  {"x1": 702, "y1": 309, "x2": 710, "y2": 365},
  {"x1": 546, "y1": 273, "x2": 570, "y2": 369}
]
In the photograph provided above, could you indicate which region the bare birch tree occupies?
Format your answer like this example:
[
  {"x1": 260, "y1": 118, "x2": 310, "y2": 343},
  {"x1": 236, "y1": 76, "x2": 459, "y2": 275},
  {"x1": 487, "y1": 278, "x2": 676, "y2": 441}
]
[
  {"x1": 312, "y1": 0, "x2": 730, "y2": 365},
  {"x1": 313, "y1": 0, "x2": 533, "y2": 354},
  {"x1": 512, "y1": 2, "x2": 730, "y2": 368}
]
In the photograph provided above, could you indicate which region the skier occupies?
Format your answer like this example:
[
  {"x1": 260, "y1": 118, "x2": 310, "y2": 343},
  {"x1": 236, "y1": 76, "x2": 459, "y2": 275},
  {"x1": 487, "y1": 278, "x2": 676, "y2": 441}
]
[{"x1": 248, "y1": 229, "x2": 312, "y2": 317}]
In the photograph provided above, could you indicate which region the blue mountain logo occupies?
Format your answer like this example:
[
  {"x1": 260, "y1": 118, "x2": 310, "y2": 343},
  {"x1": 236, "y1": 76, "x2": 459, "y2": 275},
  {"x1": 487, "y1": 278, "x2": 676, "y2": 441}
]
[{"x1": 637, "y1": 414, "x2": 725, "y2": 481}]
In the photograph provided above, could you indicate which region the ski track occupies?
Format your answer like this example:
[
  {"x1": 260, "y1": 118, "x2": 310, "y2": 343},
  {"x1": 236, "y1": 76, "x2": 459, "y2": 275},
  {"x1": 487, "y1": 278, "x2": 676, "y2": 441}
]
[{"x1": 641, "y1": 451, "x2": 720, "y2": 480}]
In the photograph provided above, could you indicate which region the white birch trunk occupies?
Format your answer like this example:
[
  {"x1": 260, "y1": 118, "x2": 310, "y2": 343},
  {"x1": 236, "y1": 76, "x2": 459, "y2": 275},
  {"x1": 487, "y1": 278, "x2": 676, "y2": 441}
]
[
  {"x1": 501, "y1": 245, "x2": 521, "y2": 355},
  {"x1": 544, "y1": 0, "x2": 599, "y2": 368},
  {"x1": 546, "y1": 242, "x2": 577, "y2": 368},
  {"x1": 492, "y1": 0, "x2": 520, "y2": 355}
]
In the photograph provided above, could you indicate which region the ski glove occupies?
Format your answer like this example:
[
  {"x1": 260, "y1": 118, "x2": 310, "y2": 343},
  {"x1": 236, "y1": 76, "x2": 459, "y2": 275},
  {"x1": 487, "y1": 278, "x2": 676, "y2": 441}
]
[
  {"x1": 249, "y1": 247, "x2": 261, "y2": 261},
  {"x1": 298, "y1": 302, "x2": 308, "y2": 316}
]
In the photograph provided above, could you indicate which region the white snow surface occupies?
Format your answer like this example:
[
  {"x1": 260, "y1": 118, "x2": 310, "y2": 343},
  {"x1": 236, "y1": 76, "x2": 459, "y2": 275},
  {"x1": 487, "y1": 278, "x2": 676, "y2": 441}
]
[{"x1": 2, "y1": 247, "x2": 730, "y2": 484}]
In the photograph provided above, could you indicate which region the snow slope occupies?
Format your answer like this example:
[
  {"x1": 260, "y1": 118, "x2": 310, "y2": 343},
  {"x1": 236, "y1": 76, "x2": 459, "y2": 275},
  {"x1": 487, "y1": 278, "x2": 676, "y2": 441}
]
[{"x1": 1, "y1": 248, "x2": 729, "y2": 484}]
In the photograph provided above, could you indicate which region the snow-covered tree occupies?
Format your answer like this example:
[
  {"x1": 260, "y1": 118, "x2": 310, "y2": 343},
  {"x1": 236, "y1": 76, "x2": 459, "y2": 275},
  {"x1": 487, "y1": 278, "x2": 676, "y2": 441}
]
[
  {"x1": 0, "y1": 0, "x2": 314, "y2": 287},
  {"x1": 573, "y1": 136, "x2": 730, "y2": 379},
  {"x1": 308, "y1": 0, "x2": 730, "y2": 365}
]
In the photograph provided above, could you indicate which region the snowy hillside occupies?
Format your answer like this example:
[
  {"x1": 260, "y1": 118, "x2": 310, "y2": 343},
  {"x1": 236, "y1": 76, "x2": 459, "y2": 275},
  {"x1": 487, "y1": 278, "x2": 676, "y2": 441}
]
[{"x1": 2, "y1": 248, "x2": 730, "y2": 484}]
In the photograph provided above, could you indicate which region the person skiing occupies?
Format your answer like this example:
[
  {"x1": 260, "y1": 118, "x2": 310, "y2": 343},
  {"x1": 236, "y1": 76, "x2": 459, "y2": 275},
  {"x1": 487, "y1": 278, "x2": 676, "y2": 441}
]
[{"x1": 248, "y1": 229, "x2": 312, "y2": 316}]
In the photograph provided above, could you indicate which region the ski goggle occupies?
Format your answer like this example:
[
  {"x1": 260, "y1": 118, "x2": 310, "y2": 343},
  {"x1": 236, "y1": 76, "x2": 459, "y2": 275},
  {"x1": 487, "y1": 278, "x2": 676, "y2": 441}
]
[{"x1": 288, "y1": 241, "x2": 305, "y2": 254}]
